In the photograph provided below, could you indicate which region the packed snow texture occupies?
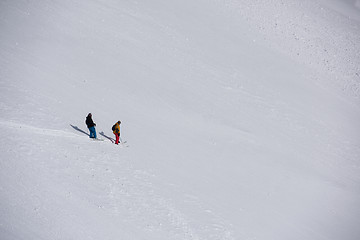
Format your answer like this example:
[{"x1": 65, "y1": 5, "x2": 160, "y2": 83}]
[{"x1": 1, "y1": 0, "x2": 360, "y2": 239}]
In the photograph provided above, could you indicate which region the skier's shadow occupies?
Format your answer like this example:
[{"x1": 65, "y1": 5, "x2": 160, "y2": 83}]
[
  {"x1": 99, "y1": 131, "x2": 115, "y2": 143},
  {"x1": 70, "y1": 124, "x2": 89, "y2": 137}
]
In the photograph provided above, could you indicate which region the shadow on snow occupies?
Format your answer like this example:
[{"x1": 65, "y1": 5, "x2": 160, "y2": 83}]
[
  {"x1": 70, "y1": 124, "x2": 119, "y2": 144},
  {"x1": 70, "y1": 124, "x2": 89, "y2": 137},
  {"x1": 99, "y1": 131, "x2": 115, "y2": 143}
]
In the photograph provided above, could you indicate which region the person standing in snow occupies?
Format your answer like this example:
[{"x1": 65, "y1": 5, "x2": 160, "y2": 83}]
[
  {"x1": 112, "y1": 121, "x2": 121, "y2": 144},
  {"x1": 85, "y1": 113, "x2": 97, "y2": 139}
]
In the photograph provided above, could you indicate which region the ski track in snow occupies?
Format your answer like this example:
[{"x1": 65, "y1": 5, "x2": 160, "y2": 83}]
[{"x1": 0, "y1": 120, "x2": 235, "y2": 240}]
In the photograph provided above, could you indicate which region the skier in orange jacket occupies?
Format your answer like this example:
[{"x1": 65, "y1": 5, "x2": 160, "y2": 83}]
[{"x1": 112, "y1": 121, "x2": 121, "y2": 144}]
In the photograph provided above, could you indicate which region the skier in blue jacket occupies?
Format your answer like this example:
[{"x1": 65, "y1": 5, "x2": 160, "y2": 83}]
[{"x1": 85, "y1": 113, "x2": 97, "y2": 138}]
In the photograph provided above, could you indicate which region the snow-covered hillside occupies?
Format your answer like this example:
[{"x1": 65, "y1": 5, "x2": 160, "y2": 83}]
[{"x1": 1, "y1": 0, "x2": 360, "y2": 239}]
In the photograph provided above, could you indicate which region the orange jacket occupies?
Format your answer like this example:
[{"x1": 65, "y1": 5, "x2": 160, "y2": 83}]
[{"x1": 113, "y1": 122, "x2": 120, "y2": 135}]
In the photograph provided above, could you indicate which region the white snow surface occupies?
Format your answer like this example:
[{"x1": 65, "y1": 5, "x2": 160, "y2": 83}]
[{"x1": 1, "y1": 0, "x2": 360, "y2": 239}]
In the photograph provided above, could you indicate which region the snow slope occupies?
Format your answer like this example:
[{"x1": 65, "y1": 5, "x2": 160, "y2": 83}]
[{"x1": 1, "y1": 0, "x2": 360, "y2": 239}]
